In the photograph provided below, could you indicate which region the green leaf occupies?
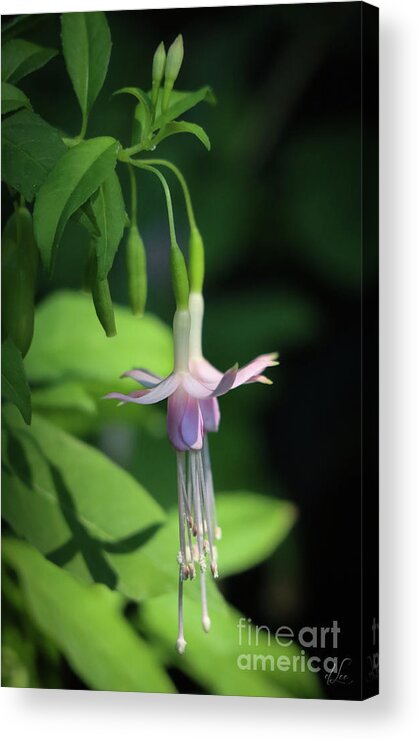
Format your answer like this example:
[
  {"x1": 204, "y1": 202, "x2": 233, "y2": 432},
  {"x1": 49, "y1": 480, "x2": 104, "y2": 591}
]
[
  {"x1": 33, "y1": 137, "x2": 119, "y2": 271},
  {"x1": 61, "y1": 11, "x2": 111, "y2": 124},
  {"x1": 1, "y1": 81, "x2": 32, "y2": 115},
  {"x1": 213, "y1": 492, "x2": 297, "y2": 576},
  {"x1": 31, "y1": 382, "x2": 97, "y2": 437},
  {"x1": 2, "y1": 405, "x2": 167, "y2": 595},
  {"x1": 113, "y1": 87, "x2": 152, "y2": 142},
  {"x1": 32, "y1": 382, "x2": 96, "y2": 416},
  {"x1": 140, "y1": 582, "x2": 322, "y2": 699},
  {"x1": 153, "y1": 120, "x2": 211, "y2": 151},
  {"x1": 1, "y1": 623, "x2": 38, "y2": 688},
  {"x1": 90, "y1": 171, "x2": 127, "y2": 280},
  {"x1": 135, "y1": 492, "x2": 296, "y2": 589},
  {"x1": 73, "y1": 199, "x2": 101, "y2": 238},
  {"x1": 25, "y1": 290, "x2": 173, "y2": 392},
  {"x1": 1, "y1": 398, "x2": 296, "y2": 606},
  {"x1": 1, "y1": 339, "x2": 31, "y2": 424},
  {"x1": 153, "y1": 86, "x2": 216, "y2": 130},
  {"x1": 1, "y1": 206, "x2": 38, "y2": 357},
  {"x1": 1, "y1": 109, "x2": 66, "y2": 202},
  {"x1": 1, "y1": 39, "x2": 58, "y2": 84},
  {"x1": 1, "y1": 15, "x2": 45, "y2": 44},
  {"x1": 85, "y1": 488, "x2": 295, "y2": 601},
  {"x1": 82, "y1": 490, "x2": 296, "y2": 603},
  {"x1": 3, "y1": 539, "x2": 175, "y2": 693}
]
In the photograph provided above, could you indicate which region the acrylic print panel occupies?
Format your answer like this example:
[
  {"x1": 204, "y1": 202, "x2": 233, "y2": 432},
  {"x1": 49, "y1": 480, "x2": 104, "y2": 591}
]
[{"x1": 1, "y1": 2, "x2": 379, "y2": 700}]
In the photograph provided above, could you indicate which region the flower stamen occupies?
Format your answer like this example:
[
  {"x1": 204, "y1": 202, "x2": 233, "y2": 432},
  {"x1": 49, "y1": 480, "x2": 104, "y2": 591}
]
[
  {"x1": 176, "y1": 569, "x2": 187, "y2": 655},
  {"x1": 200, "y1": 568, "x2": 211, "y2": 633}
]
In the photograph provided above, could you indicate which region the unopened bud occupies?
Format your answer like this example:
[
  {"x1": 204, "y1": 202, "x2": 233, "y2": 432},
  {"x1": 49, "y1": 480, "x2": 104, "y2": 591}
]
[
  {"x1": 170, "y1": 241, "x2": 189, "y2": 311},
  {"x1": 151, "y1": 41, "x2": 166, "y2": 108},
  {"x1": 87, "y1": 250, "x2": 116, "y2": 337},
  {"x1": 162, "y1": 34, "x2": 184, "y2": 111},
  {"x1": 126, "y1": 224, "x2": 147, "y2": 317},
  {"x1": 152, "y1": 41, "x2": 166, "y2": 85},
  {"x1": 188, "y1": 225, "x2": 205, "y2": 293},
  {"x1": 165, "y1": 34, "x2": 184, "y2": 84}
]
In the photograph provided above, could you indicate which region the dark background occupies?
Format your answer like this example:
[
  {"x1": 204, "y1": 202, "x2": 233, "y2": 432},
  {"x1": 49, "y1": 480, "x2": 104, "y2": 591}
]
[{"x1": 2, "y1": 2, "x2": 378, "y2": 699}]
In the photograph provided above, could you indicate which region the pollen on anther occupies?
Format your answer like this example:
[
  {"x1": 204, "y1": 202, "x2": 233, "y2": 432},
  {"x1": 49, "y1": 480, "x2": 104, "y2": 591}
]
[
  {"x1": 210, "y1": 561, "x2": 219, "y2": 578},
  {"x1": 176, "y1": 637, "x2": 187, "y2": 654}
]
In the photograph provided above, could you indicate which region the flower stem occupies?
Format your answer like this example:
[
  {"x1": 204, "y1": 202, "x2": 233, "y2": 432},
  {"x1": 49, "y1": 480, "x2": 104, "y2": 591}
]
[
  {"x1": 139, "y1": 158, "x2": 205, "y2": 293},
  {"x1": 128, "y1": 160, "x2": 189, "y2": 310},
  {"x1": 129, "y1": 160, "x2": 176, "y2": 244},
  {"x1": 139, "y1": 158, "x2": 196, "y2": 229}
]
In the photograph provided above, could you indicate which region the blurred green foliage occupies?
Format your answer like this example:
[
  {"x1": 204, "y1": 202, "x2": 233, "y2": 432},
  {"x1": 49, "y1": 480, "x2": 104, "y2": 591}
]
[
  {"x1": 2, "y1": 292, "x2": 320, "y2": 697},
  {"x1": 2, "y1": 3, "x2": 372, "y2": 697}
]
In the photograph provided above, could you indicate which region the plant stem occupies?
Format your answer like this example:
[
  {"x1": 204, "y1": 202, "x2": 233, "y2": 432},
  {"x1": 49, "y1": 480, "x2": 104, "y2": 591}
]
[
  {"x1": 129, "y1": 160, "x2": 177, "y2": 245},
  {"x1": 139, "y1": 158, "x2": 196, "y2": 229}
]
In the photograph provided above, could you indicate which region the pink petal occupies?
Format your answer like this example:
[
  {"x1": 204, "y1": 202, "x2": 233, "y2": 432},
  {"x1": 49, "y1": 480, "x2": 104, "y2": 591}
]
[
  {"x1": 212, "y1": 364, "x2": 238, "y2": 397},
  {"x1": 249, "y1": 374, "x2": 273, "y2": 385},
  {"x1": 199, "y1": 397, "x2": 221, "y2": 433},
  {"x1": 104, "y1": 373, "x2": 179, "y2": 406},
  {"x1": 121, "y1": 368, "x2": 162, "y2": 388},
  {"x1": 103, "y1": 390, "x2": 149, "y2": 404},
  {"x1": 233, "y1": 353, "x2": 278, "y2": 387},
  {"x1": 182, "y1": 373, "x2": 213, "y2": 399},
  {"x1": 167, "y1": 388, "x2": 188, "y2": 450},
  {"x1": 180, "y1": 395, "x2": 203, "y2": 449},
  {"x1": 189, "y1": 357, "x2": 223, "y2": 385},
  {"x1": 167, "y1": 387, "x2": 204, "y2": 451}
]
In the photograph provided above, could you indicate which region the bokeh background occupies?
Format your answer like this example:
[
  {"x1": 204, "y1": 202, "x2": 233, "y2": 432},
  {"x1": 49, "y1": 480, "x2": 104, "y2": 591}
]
[{"x1": 2, "y1": 3, "x2": 378, "y2": 699}]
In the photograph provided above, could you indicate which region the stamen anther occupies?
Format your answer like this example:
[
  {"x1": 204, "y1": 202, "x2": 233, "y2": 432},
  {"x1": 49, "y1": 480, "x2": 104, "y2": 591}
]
[{"x1": 176, "y1": 637, "x2": 187, "y2": 654}]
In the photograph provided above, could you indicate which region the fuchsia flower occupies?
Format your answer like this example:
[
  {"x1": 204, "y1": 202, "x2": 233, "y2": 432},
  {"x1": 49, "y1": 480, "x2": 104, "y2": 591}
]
[
  {"x1": 104, "y1": 300, "x2": 278, "y2": 653},
  {"x1": 104, "y1": 310, "x2": 239, "y2": 451}
]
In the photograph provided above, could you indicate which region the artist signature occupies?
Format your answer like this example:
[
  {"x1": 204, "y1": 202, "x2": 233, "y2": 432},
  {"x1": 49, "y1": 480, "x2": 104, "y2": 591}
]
[{"x1": 325, "y1": 658, "x2": 354, "y2": 686}]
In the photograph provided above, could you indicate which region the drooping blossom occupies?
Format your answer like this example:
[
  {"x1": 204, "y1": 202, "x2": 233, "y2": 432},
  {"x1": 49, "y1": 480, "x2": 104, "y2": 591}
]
[
  {"x1": 104, "y1": 309, "x2": 237, "y2": 451},
  {"x1": 104, "y1": 303, "x2": 278, "y2": 653}
]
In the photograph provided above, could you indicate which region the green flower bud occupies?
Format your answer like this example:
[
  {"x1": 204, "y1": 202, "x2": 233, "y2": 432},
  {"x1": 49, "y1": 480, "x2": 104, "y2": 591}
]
[
  {"x1": 165, "y1": 34, "x2": 184, "y2": 83},
  {"x1": 86, "y1": 250, "x2": 116, "y2": 337},
  {"x1": 151, "y1": 41, "x2": 166, "y2": 108},
  {"x1": 126, "y1": 224, "x2": 147, "y2": 317},
  {"x1": 170, "y1": 241, "x2": 189, "y2": 310},
  {"x1": 188, "y1": 224, "x2": 205, "y2": 293},
  {"x1": 1, "y1": 206, "x2": 38, "y2": 357},
  {"x1": 152, "y1": 41, "x2": 166, "y2": 86},
  {"x1": 162, "y1": 34, "x2": 184, "y2": 112}
]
